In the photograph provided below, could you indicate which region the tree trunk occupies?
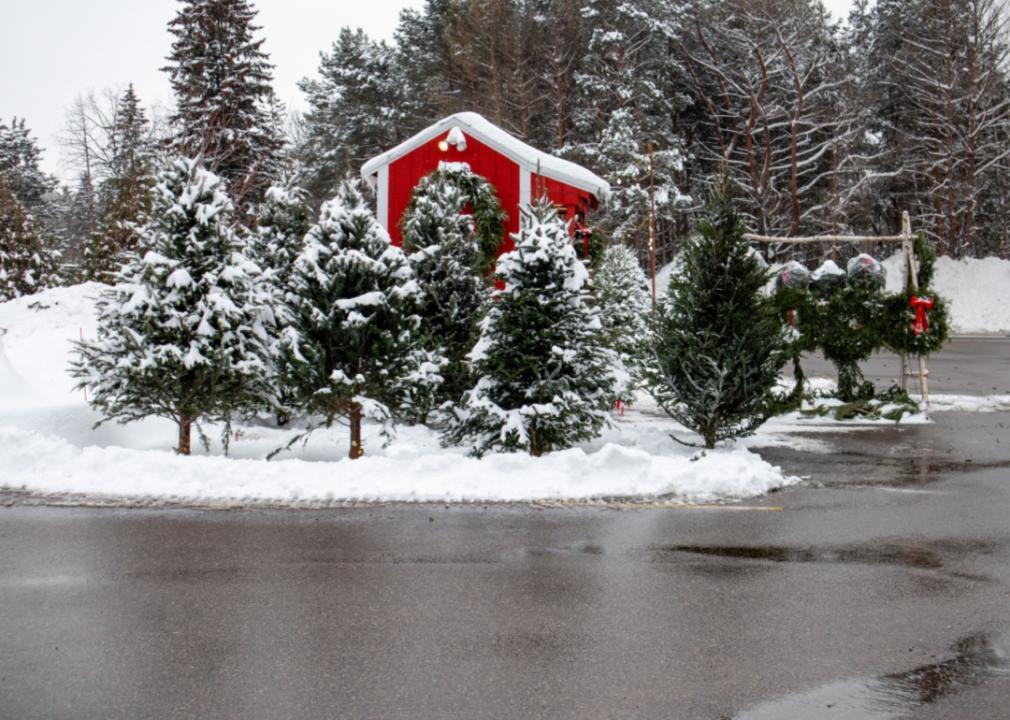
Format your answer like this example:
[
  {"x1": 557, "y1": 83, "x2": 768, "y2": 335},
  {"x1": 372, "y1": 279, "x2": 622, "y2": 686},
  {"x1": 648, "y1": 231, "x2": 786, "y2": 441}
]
[
  {"x1": 349, "y1": 403, "x2": 364, "y2": 460},
  {"x1": 177, "y1": 417, "x2": 192, "y2": 456}
]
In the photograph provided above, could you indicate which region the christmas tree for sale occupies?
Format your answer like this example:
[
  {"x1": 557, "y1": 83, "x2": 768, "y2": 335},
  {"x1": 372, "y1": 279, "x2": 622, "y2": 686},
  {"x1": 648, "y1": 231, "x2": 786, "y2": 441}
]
[
  {"x1": 401, "y1": 169, "x2": 490, "y2": 416},
  {"x1": 71, "y1": 158, "x2": 273, "y2": 455},
  {"x1": 445, "y1": 198, "x2": 617, "y2": 458},
  {"x1": 252, "y1": 179, "x2": 315, "y2": 300},
  {"x1": 278, "y1": 179, "x2": 442, "y2": 459},
  {"x1": 592, "y1": 243, "x2": 654, "y2": 397},
  {"x1": 0, "y1": 175, "x2": 61, "y2": 302},
  {"x1": 250, "y1": 179, "x2": 315, "y2": 422},
  {"x1": 649, "y1": 180, "x2": 785, "y2": 449}
]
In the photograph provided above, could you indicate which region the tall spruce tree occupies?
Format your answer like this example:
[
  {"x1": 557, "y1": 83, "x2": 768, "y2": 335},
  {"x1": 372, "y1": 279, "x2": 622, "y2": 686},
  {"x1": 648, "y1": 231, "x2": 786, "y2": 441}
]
[
  {"x1": 297, "y1": 28, "x2": 407, "y2": 206},
  {"x1": 648, "y1": 180, "x2": 786, "y2": 449},
  {"x1": 0, "y1": 175, "x2": 61, "y2": 301},
  {"x1": 278, "y1": 179, "x2": 442, "y2": 459},
  {"x1": 164, "y1": 0, "x2": 284, "y2": 207},
  {"x1": 71, "y1": 158, "x2": 273, "y2": 455},
  {"x1": 445, "y1": 199, "x2": 617, "y2": 458},
  {"x1": 401, "y1": 168, "x2": 490, "y2": 416}
]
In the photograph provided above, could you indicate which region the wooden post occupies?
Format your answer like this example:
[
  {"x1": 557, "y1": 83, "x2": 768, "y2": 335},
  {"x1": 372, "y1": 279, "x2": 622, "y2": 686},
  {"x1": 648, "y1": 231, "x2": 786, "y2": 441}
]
[
  {"x1": 901, "y1": 211, "x2": 930, "y2": 416},
  {"x1": 349, "y1": 403, "x2": 364, "y2": 459}
]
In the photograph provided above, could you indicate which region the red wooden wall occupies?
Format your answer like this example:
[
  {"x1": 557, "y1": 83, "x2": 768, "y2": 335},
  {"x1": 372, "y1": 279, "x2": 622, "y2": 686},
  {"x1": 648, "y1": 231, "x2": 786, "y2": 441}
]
[
  {"x1": 388, "y1": 133, "x2": 521, "y2": 255},
  {"x1": 385, "y1": 131, "x2": 600, "y2": 258}
]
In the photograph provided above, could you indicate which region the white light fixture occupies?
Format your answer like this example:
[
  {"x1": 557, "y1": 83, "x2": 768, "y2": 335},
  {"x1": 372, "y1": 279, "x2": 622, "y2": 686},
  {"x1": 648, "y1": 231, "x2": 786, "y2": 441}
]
[{"x1": 438, "y1": 140, "x2": 450, "y2": 152}]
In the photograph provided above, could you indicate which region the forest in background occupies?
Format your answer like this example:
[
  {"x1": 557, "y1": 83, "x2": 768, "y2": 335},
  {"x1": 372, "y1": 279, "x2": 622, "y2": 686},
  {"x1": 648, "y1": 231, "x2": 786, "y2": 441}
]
[{"x1": 4, "y1": 0, "x2": 1010, "y2": 290}]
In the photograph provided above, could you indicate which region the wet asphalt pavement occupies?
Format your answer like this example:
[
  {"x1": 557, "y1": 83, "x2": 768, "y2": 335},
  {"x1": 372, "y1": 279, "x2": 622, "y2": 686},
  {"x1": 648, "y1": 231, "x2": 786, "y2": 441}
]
[{"x1": 2, "y1": 339, "x2": 1010, "y2": 719}]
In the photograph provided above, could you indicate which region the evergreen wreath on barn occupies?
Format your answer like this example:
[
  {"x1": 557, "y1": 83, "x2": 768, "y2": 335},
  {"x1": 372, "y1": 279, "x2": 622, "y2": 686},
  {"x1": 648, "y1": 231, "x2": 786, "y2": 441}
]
[{"x1": 400, "y1": 162, "x2": 506, "y2": 272}]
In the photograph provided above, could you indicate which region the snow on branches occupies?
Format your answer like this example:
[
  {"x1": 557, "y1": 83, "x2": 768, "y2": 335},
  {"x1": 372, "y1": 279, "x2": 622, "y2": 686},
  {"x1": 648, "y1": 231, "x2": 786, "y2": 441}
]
[
  {"x1": 71, "y1": 158, "x2": 273, "y2": 455},
  {"x1": 445, "y1": 198, "x2": 617, "y2": 457}
]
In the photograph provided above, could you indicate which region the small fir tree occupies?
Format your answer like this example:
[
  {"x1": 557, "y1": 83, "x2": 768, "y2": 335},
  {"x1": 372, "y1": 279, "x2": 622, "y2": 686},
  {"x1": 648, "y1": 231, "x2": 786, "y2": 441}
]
[
  {"x1": 250, "y1": 179, "x2": 314, "y2": 423},
  {"x1": 592, "y1": 243, "x2": 654, "y2": 396},
  {"x1": 71, "y1": 158, "x2": 273, "y2": 455},
  {"x1": 252, "y1": 180, "x2": 314, "y2": 296},
  {"x1": 648, "y1": 180, "x2": 786, "y2": 449},
  {"x1": 445, "y1": 199, "x2": 617, "y2": 458},
  {"x1": 278, "y1": 179, "x2": 442, "y2": 459},
  {"x1": 401, "y1": 170, "x2": 489, "y2": 416},
  {"x1": 0, "y1": 175, "x2": 60, "y2": 301}
]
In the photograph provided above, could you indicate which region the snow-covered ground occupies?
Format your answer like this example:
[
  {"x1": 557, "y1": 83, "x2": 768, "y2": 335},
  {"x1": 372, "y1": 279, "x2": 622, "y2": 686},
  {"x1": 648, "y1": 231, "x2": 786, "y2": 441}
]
[
  {"x1": 0, "y1": 283, "x2": 799, "y2": 506},
  {"x1": 1, "y1": 276, "x2": 1006, "y2": 508}
]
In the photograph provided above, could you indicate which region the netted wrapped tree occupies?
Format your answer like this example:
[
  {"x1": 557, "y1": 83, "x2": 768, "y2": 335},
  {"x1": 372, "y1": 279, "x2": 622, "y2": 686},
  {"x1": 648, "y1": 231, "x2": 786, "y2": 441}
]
[
  {"x1": 445, "y1": 198, "x2": 617, "y2": 457},
  {"x1": 71, "y1": 158, "x2": 273, "y2": 455}
]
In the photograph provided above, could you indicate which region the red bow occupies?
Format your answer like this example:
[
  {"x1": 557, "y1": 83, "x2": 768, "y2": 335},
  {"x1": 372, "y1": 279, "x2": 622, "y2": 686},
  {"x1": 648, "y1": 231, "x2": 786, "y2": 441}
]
[{"x1": 910, "y1": 296, "x2": 934, "y2": 336}]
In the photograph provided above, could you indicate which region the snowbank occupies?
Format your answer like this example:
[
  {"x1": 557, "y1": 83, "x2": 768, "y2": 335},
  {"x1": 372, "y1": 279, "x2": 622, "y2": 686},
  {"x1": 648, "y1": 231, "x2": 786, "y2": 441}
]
[
  {"x1": 0, "y1": 282, "x2": 104, "y2": 405},
  {"x1": 0, "y1": 424, "x2": 791, "y2": 505},
  {"x1": 0, "y1": 283, "x2": 796, "y2": 506}
]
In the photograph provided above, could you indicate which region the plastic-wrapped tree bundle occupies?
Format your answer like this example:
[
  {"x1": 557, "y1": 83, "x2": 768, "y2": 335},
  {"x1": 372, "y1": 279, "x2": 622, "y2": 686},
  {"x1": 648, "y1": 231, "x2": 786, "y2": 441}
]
[
  {"x1": 811, "y1": 260, "x2": 847, "y2": 298},
  {"x1": 846, "y1": 253, "x2": 887, "y2": 291},
  {"x1": 776, "y1": 260, "x2": 811, "y2": 290}
]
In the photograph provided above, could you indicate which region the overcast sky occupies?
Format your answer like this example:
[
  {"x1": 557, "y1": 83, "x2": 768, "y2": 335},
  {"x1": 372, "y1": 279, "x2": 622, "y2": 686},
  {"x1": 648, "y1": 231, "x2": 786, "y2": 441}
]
[{"x1": 1, "y1": 0, "x2": 855, "y2": 180}]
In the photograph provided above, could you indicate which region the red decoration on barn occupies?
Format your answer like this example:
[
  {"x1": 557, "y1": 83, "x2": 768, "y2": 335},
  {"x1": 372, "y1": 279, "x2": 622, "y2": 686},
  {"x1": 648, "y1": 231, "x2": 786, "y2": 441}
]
[{"x1": 361, "y1": 112, "x2": 611, "y2": 257}]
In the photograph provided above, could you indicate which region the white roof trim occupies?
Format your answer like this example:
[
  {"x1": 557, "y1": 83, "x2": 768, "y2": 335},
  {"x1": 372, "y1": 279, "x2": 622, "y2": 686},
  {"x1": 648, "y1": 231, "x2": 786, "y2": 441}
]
[{"x1": 360, "y1": 112, "x2": 611, "y2": 200}]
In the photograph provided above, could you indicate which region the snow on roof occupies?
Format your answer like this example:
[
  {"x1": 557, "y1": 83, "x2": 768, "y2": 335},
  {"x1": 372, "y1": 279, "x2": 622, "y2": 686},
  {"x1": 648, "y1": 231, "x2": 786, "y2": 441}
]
[{"x1": 361, "y1": 112, "x2": 611, "y2": 200}]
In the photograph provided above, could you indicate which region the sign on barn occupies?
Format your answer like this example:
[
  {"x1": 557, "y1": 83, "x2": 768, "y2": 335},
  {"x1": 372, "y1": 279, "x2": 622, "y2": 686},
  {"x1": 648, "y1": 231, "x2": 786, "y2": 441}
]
[{"x1": 361, "y1": 112, "x2": 611, "y2": 257}]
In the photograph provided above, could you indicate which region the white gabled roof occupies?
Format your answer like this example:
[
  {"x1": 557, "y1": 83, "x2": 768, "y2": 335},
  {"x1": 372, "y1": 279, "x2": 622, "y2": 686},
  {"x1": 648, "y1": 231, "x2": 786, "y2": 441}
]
[{"x1": 360, "y1": 112, "x2": 611, "y2": 200}]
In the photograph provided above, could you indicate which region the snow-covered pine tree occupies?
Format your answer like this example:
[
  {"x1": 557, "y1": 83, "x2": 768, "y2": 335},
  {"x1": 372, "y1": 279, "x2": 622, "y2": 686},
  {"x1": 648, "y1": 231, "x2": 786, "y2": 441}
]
[
  {"x1": 0, "y1": 118, "x2": 56, "y2": 215},
  {"x1": 278, "y1": 179, "x2": 442, "y2": 459},
  {"x1": 564, "y1": 0, "x2": 689, "y2": 252},
  {"x1": 445, "y1": 198, "x2": 617, "y2": 458},
  {"x1": 71, "y1": 158, "x2": 273, "y2": 455},
  {"x1": 84, "y1": 85, "x2": 156, "y2": 284},
  {"x1": 401, "y1": 168, "x2": 490, "y2": 415},
  {"x1": 250, "y1": 179, "x2": 314, "y2": 423},
  {"x1": 59, "y1": 172, "x2": 99, "y2": 272},
  {"x1": 252, "y1": 180, "x2": 314, "y2": 295},
  {"x1": 164, "y1": 0, "x2": 284, "y2": 206},
  {"x1": 0, "y1": 175, "x2": 61, "y2": 301},
  {"x1": 297, "y1": 27, "x2": 407, "y2": 207},
  {"x1": 592, "y1": 243, "x2": 653, "y2": 396},
  {"x1": 648, "y1": 179, "x2": 786, "y2": 449}
]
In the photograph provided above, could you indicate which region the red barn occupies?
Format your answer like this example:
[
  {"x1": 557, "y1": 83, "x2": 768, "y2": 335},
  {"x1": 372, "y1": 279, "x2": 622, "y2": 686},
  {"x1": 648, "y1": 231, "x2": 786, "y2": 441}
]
[{"x1": 361, "y1": 112, "x2": 610, "y2": 256}]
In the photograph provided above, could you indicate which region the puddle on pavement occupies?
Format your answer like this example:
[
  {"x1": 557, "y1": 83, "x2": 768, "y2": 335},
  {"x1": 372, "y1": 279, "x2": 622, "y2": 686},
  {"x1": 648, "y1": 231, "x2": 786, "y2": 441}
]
[
  {"x1": 760, "y1": 444, "x2": 1010, "y2": 489},
  {"x1": 660, "y1": 544, "x2": 944, "y2": 569},
  {"x1": 731, "y1": 634, "x2": 1009, "y2": 719}
]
